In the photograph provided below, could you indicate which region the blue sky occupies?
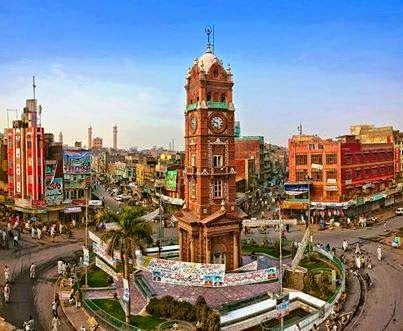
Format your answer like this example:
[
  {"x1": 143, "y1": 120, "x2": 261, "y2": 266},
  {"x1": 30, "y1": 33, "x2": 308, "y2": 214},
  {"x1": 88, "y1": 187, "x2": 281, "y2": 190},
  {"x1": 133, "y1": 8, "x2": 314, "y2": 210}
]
[{"x1": 0, "y1": 1, "x2": 402, "y2": 149}]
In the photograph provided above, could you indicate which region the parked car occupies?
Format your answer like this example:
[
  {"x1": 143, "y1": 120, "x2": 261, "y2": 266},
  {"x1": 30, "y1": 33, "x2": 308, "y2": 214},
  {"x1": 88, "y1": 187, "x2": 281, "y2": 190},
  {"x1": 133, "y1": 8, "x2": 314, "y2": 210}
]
[{"x1": 395, "y1": 207, "x2": 403, "y2": 215}]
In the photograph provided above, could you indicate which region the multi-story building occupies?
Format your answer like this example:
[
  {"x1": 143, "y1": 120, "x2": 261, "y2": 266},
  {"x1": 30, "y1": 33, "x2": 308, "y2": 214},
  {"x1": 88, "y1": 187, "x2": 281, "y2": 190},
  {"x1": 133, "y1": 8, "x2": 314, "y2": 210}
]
[
  {"x1": 92, "y1": 137, "x2": 103, "y2": 150},
  {"x1": 5, "y1": 99, "x2": 45, "y2": 205},
  {"x1": 235, "y1": 136, "x2": 270, "y2": 183},
  {"x1": 393, "y1": 131, "x2": 403, "y2": 180},
  {"x1": 288, "y1": 134, "x2": 395, "y2": 203}
]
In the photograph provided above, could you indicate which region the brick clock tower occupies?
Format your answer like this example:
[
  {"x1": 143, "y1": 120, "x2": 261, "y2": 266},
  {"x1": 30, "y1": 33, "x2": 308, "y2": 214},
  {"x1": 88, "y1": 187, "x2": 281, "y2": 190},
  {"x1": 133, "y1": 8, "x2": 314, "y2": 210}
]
[{"x1": 176, "y1": 33, "x2": 245, "y2": 271}]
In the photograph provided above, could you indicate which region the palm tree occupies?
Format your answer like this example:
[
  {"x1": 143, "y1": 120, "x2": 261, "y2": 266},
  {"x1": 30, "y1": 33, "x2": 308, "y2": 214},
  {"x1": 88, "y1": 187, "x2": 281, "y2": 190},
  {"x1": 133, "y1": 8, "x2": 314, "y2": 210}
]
[
  {"x1": 94, "y1": 208, "x2": 119, "y2": 228},
  {"x1": 101, "y1": 206, "x2": 153, "y2": 323}
]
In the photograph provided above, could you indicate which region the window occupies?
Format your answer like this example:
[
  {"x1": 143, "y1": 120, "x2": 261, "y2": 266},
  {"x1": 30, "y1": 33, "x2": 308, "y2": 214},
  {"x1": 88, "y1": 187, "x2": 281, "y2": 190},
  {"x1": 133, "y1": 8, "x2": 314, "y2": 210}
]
[
  {"x1": 190, "y1": 179, "x2": 196, "y2": 199},
  {"x1": 213, "y1": 69, "x2": 219, "y2": 78},
  {"x1": 326, "y1": 170, "x2": 337, "y2": 180},
  {"x1": 344, "y1": 154, "x2": 352, "y2": 164},
  {"x1": 354, "y1": 169, "x2": 362, "y2": 178},
  {"x1": 311, "y1": 154, "x2": 322, "y2": 164},
  {"x1": 311, "y1": 170, "x2": 323, "y2": 182},
  {"x1": 221, "y1": 94, "x2": 226, "y2": 102},
  {"x1": 295, "y1": 154, "x2": 307, "y2": 165},
  {"x1": 308, "y1": 144, "x2": 315, "y2": 150},
  {"x1": 207, "y1": 94, "x2": 212, "y2": 101},
  {"x1": 213, "y1": 155, "x2": 223, "y2": 167},
  {"x1": 296, "y1": 170, "x2": 308, "y2": 181},
  {"x1": 191, "y1": 154, "x2": 196, "y2": 167},
  {"x1": 318, "y1": 144, "x2": 324, "y2": 149},
  {"x1": 325, "y1": 154, "x2": 337, "y2": 165},
  {"x1": 27, "y1": 140, "x2": 32, "y2": 149},
  {"x1": 213, "y1": 179, "x2": 222, "y2": 198}
]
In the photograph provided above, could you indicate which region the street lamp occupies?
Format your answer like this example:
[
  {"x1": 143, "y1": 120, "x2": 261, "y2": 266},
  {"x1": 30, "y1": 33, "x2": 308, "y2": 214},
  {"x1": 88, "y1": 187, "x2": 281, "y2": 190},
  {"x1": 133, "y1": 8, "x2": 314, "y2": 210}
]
[{"x1": 304, "y1": 175, "x2": 312, "y2": 228}]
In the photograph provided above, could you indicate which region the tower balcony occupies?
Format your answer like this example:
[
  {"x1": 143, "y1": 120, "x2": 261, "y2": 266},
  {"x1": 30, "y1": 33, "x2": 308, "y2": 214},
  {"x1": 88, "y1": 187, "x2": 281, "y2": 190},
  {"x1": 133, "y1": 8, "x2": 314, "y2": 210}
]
[
  {"x1": 207, "y1": 101, "x2": 229, "y2": 109},
  {"x1": 211, "y1": 166, "x2": 229, "y2": 176}
]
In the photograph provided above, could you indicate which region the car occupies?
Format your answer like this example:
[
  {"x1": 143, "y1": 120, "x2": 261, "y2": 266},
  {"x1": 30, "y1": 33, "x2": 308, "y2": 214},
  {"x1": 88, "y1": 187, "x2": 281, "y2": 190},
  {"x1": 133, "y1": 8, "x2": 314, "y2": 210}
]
[{"x1": 395, "y1": 208, "x2": 403, "y2": 215}]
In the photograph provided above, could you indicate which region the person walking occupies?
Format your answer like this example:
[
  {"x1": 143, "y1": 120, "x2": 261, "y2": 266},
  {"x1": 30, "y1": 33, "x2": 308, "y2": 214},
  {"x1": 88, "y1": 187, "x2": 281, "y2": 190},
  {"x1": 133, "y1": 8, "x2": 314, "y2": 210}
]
[
  {"x1": 3, "y1": 283, "x2": 10, "y2": 303},
  {"x1": 37, "y1": 227, "x2": 42, "y2": 240},
  {"x1": 355, "y1": 255, "x2": 361, "y2": 269},
  {"x1": 29, "y1": 263, "x2": 36, "y2": 279},
  {"x1": 52, "y1": 298, "x2": 59, "y2": 317},
  {"x1": 377, "y1": 245, "x2": 382, "y2": 261},
  {"x1": 355, "y1": 243, "x2": 361, "y2": 254},
  {"x1": 51, "y1": 316, "x2": 60, "y2": 331},
  {"x1": 50, "y1": 226, "x2": 56, "y2": 243},
  {"x1": 367, "y1": 256, "x2": 372, "y2": 269},
  {"x1": 360, "y1": 255, "x2": 365, "y2": 269},
  {"x1": 31, "y1": 226, "x2": 36, "y2": 239},
  {"x1": 4, "y1": 265, "x2": 10, "y2": 283},
  {"x1": 342, "y1": 240, "x2": 348, "y2": 252}
]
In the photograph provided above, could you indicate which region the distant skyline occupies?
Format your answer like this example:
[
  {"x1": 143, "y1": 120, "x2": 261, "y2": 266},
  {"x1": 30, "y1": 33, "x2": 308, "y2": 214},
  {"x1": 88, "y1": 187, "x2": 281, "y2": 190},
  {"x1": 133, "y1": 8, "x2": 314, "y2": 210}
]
[{"x1": 1, "y1": 1, "x2": 402, "y2": 149}]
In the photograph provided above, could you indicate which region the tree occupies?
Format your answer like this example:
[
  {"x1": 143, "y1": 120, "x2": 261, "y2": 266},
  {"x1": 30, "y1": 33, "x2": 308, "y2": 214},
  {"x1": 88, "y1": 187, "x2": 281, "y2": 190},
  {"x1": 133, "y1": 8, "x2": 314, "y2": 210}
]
[
  {"x1": 101, "y1": 206, "x2": 153, "y2": 323},
  {"x1": 94, "y1": 208, "x2": 119, "y2": 227}
]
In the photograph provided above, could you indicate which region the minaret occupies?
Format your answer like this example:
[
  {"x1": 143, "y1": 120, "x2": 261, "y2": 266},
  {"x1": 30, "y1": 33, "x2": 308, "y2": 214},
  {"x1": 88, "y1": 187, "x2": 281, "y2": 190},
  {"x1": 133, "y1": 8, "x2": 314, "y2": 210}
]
[
  {"x1": 59, "y1": 131, "x2": 63, "y2": 144},
  {"x1": 113, "y1": 125, "x2": 117, "y2": 149},
  {"x1": 88, "y1": 126, "x2": 93, "y2": 149}
]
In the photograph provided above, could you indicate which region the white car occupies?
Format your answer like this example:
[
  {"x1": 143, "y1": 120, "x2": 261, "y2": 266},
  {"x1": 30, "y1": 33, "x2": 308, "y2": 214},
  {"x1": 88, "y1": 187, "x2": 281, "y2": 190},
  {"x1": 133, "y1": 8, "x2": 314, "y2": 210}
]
[{"x1": 395, "y1": 208, "x2": 403, "y2": 215}]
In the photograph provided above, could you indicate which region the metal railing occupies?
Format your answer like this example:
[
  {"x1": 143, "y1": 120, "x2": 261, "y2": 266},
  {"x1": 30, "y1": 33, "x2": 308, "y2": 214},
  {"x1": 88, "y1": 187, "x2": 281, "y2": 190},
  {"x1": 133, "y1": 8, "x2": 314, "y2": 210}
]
[{"x1": 83, "y1": 298, "x2": 140, "y2": 331}]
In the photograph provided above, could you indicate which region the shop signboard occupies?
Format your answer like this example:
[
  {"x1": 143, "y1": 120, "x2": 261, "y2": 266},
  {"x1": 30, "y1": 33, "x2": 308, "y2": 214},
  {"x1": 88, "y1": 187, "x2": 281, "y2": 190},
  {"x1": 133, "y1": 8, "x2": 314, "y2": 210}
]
[
  {"x1": 45, "y1": 178, "x2": 63, "y2": 206},
  {"x1": 122, "y1": 278, "x2": 130, "y2": 303},
  {"x1": 89, "y1": 199, "x2": 103, "y2": 206},
  {"x1": 64, "y1": 207, "x2": 82, "y2": 213},
  {"x1": 83, "y1": 247, "x2": 90, "y2": 267},
  {"x1": 63, "y1": 150, "x2": 92, "y2": 174},
  {"x1": 281, "y1": 200, "x2": 308, "y2": 210},
  {"x1": 284, "y1": 183, "x2": 310, "y2": 193},
  {"x1": 276, "y1": 294, "x2": 290, "y2": 319}
]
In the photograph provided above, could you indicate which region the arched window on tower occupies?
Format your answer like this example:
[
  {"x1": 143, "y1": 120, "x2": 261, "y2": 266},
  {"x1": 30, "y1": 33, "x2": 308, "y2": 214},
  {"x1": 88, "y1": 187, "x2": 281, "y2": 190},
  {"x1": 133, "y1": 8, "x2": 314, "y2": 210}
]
[
  {"x1": 221, "y1": 94, "x2": 226, "y2": 102},
  {"x1": 207, "y1": 93, "x2": 211, "y2": 101},
  {"x1": 213, "y1": 179, "x2": 222, "y2": 198}
]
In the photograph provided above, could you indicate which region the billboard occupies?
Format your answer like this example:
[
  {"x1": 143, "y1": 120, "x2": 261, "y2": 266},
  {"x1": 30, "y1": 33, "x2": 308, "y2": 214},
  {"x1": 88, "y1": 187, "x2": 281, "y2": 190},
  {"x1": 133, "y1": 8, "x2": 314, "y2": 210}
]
[
  {"x1": 45, "y1": 177, "x2": 63, "y2": 206},
  {"x1": 63, "y1": 150, "x2": 92, "y2": 174},
  {"x1": 165, "y1": 170, "x2": 177, "y2": 191}
]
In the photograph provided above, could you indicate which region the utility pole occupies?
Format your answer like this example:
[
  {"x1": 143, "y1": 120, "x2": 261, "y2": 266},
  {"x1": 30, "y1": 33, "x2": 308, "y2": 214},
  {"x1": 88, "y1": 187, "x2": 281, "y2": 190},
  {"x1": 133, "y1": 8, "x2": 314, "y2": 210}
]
[
  {"x1": 278, "y1": 199, "x2": 284, "y2": 331},
  {"x1": 85, "y1": 186, "x2": 89, "y2": 286}
]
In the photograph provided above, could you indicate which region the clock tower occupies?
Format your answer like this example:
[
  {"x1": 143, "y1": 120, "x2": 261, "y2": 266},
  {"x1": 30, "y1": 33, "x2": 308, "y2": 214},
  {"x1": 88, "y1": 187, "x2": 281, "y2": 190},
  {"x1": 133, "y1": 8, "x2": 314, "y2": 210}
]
[{"x1": 176, "y1": 32, "x2": 245, "y2": 271}]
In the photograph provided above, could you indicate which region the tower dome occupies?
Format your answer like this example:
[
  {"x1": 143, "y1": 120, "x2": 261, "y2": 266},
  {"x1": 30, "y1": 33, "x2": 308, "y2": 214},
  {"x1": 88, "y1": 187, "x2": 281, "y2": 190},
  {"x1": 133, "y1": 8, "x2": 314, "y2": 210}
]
[{"x1": 197, "y1": 45, "x2": 222, "y2": 72}]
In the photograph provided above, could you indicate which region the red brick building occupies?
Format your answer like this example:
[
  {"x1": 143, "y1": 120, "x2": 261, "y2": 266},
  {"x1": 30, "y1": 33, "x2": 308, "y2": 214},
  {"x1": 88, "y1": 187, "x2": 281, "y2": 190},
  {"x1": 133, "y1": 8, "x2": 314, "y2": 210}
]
[
  {"x1": 176, "y1": 39, "x2": 245, "y2": 270},
  {"x1": 288, "y1": 134, "x2": 395, "y2": 203},
  {"x1": 5, "y1": 99, "x2": 45, "y2": 204}
]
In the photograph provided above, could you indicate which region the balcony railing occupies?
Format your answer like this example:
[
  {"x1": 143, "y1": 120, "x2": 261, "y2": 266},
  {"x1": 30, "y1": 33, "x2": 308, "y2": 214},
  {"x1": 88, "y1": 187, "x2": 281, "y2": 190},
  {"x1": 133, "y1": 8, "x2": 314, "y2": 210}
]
[
  {"x1": 186, "y1": 166, "x2": 197, "y2": 175},
  {"x1": 211, "y1": 166, "x2": 229, "y2": 175},
  {"x1": 207, "y1": 101, "x2": 229, "y2": 109},
  {"x1": 186, "y1": 103, "x2": 197, "y2": 111}
]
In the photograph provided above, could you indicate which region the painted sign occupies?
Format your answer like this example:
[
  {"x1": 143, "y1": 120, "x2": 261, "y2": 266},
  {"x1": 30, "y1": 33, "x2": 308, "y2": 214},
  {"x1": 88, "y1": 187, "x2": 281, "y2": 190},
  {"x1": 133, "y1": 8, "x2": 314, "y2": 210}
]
[
  {"x1": 63, "y1": 150, "x2": 92, "y2": 174},
  {"x1": 276, "y1": 294, "x2": 290, "y2": 319},
  {"x1": 46, "y1": 178, "x2": 63, "y2": 206},
  {"x1": 284, "y1": 182, "x2": 310, "y2": 193},
  {"x1": 89, "y1": 200, "x2": 103, "y2": 206},
  {"x1": 122, "y1": 278, "x2": 130, "y2": 303},
  {"x1": 83, "y1": 247, "x2": 90, "y2": 267},
  {"x1": 165, "y1": 170, "x2": 177, "y2": 191},
  {"x1": 93, "y1": 242, "x2": 119, "y2": 268},
  {"x1": 95, "y1": 257, "x2": 119, "y2": 280},
  {"x1": 64, "y1": 207, "x2": 82, "y2": 213}
]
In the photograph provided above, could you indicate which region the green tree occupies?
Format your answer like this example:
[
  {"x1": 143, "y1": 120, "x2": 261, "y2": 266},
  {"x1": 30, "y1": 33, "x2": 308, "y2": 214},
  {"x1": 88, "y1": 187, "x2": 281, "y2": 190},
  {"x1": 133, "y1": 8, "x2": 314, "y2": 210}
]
[
  {"x1": 94, "y1": 208, "x2": 119, "y2": 227},
  {"x1": 101, "y1": 206, "x2": 153, "y2": 322}
]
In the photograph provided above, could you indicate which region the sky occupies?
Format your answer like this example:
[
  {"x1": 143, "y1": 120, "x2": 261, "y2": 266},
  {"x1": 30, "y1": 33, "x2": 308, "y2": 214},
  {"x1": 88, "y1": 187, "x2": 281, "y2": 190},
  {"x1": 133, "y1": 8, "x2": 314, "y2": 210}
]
[{"x1": 0, "y1": 1, "x2": 402, "y2": 149}]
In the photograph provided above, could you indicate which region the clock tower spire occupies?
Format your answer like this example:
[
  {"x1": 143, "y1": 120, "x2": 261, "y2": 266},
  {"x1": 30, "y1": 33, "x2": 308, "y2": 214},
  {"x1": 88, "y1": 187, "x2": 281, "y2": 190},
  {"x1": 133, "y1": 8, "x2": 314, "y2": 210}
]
[{"x1": 176, "y1": 29, "x2": 244, "y2": 271}]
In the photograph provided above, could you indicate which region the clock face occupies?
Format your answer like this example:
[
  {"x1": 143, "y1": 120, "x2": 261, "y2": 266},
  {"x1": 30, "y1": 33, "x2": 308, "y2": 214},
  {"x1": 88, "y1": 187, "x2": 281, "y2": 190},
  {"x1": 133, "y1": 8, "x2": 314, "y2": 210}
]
[
  {"x1": 209, "y1": 114, "x2": 226, "y2": 133},
  {"x1": 190, "y1": 115, "x2": 197, "y2": 133}
]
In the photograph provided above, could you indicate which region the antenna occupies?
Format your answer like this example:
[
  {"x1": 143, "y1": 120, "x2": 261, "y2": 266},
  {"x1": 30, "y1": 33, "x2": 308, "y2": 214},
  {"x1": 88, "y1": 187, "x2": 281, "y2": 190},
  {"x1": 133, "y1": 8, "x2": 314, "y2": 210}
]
[
  {"x1": 212, "y1": 25, "x2": 215, "y2": 53},
  {"x1": 297, "y1": 123, "x2": 303, "y2": 135},
  {"x1": 33, "y1": 76, "x2": 36, "y2": 99}
]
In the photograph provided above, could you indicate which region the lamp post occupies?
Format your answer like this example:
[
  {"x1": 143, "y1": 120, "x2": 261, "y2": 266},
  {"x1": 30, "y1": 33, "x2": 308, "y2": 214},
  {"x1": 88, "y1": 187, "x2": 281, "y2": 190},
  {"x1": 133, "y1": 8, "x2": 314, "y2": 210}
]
[{"x1": 305, "y1": 175, "x2": 312, "y2": 228}]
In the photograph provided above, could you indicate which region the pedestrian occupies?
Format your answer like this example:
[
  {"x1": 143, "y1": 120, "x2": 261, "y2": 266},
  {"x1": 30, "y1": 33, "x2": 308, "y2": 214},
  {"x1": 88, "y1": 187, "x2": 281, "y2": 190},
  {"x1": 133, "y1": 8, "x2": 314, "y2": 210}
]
[
  {"x1": 24, "y1": 315, "x2": 34, "y2": 331},
  {"x1": 325, "y1": 243, "x2": 331, "y2": 252},
  {"x1": 367, "y1": 256, "x2": 372, "y2": 269},
  {"x1": 31, "y1": 226, "x2": 36, "y2": 239},
  {"x1": 355, "y1": 255, "x2": 361, "y2": 269},
  {"x1": 3, "y1": 283, "x2": 10, "y2": 303},
  {"x1": 312, "y1": 323, "x2": 319, "y2": 331},
  {"x1": 50, "y1": 226, "x2": 56, "y2": 242},
  {"x1": 37, "y1": 227, "x2": 42, "y2": 240},
  {"x1": 360, "y1": 255, "x2": 365, "y2": 269},
  {"x1": 377, "y1": 245, "x2": 382, "y2": 261},
  {"x1": 355, "y1": 243, "x2": 361, "y2": 254},
  {"x1": 75, "y1": 290, "x2": 82, "y2": 308},
  {"x1": 72, "y1": 218, "x2": 76, "y2": 228},
  {"x1": 13, "y1": 233, "x2": 19, "y2": 247},
  {"x1": 4, "y1": 265, "x2": 10, "y2": 283},
  {"x1": 57, "y1": 260, "x2": 63, "y2": 276},
  {"x1": 342, "y1": 240, "x2": 348, "y2": 252},
  {"x1": 29, "y1": 263, "x2": 36, "y2": 279},
  {"x1": 59, "y1": 222, "x2": 63, "y2": 235},
  {"x1": 51, "y1": 316, "x2": 60, "y2": 331},
  {"x1": 52, "y1": 298, "x2": 59, "y2": 317},
  {"x1": 347, "y1": 217, "x2": 351, "y2": 227}
]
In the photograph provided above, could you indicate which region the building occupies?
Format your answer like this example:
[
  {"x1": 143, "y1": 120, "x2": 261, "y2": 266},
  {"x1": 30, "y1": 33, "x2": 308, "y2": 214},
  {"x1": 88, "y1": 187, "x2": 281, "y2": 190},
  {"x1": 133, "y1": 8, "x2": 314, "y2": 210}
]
[
  {"x1": 92, "y1": 137, "x2": 103, "y2": 150},
  {"x1": 135, "y1": 156, "x2": 157, "y2": 188},
  {"x1": 88, "y1": 126, "x2": 92, "y2": 149},
  {"x1": 5, "y1": 99, "x2": 45, "y2": 206},
  {"x1": 394, "y1": 131, "x2": 403, "y2": 179},
  {"x1": 113, "y1": 125, "x2": 118, "y2": 150},
  {"x1": 235, "y1": 158, "x2": 256, "y2": 192},
  {"x1": 288, "y1": 134, "x2": 395, "y2": 204},
  {"x1": 234, "y1": 121, "x2": 241, "y2": 138},
  {"x1": 350, "y1": 124, "x2": 394, "y2": 144},
  {"x1": 175, "y1": 37, "x2": 245, "y2": 271},
  {"x1": 59, "y1": 131, "x2": 63, "y2": 144},
  {"x1": 235, "y1": 135, "x2": 270, "y2": 184}
]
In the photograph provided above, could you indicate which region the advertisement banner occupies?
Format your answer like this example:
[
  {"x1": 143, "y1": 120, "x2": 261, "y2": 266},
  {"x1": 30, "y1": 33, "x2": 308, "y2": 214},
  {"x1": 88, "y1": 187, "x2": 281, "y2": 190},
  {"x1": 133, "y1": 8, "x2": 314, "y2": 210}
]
[
  {"x1": 89, "y1": 200, "x2": 103, "y2": 206},
  {"x1": 276, "y1": 294, "x2": 290, "y2": 319},
  {"x1": 122, "y1": 278, "x2": 130, "y2": 303},
  {"x1": 46, "y1": 178, "x2": 63, "y2": 206},
  {"x1": 291, "y1": 227, "x2": 310, "y2": 271},
  {"x1": 281, "y1": 200, "x2": 308, "y2": 210},
  {"x1": 93, "y1": 242, "x2": 119, "y2": 268},
  {"x1": 284, "y1": 182, "x2": 310, "y2": 193},
  {"x1": 63, "y1": 150, "x2": 92, "y2": 174},
  {"x1": 140, "y1": 255, "x2": 277, "y2": 287},
  {"x1": 83, "y1": 247, "x2": 90, "y2": 267},
  {"x1": 95, "y1": 257, "x2": 119, "y2": 280},
  {"x1": 165, "y1": 170, "x2": 177, "y2": 191}
]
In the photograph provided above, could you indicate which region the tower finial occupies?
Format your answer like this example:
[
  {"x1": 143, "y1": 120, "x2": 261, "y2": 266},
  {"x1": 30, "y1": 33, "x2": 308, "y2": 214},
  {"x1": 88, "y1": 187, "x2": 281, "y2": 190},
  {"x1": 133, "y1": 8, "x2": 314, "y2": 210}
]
[{"x1": 205, "y1": 25, "x2": 213, "y2": 53}]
